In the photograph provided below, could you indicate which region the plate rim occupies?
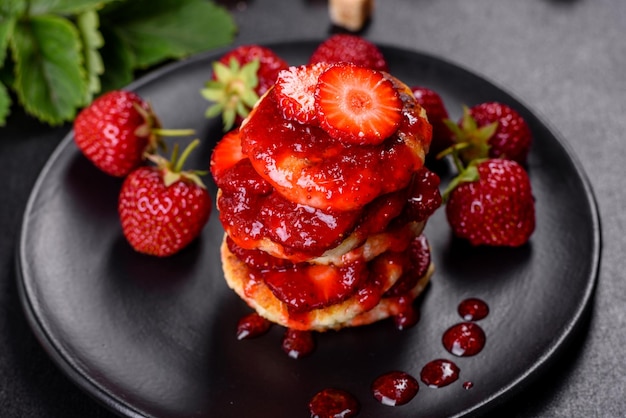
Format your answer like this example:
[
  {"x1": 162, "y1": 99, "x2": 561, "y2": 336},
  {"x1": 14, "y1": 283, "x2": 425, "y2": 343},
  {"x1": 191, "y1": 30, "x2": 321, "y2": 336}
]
[{"x1": 16, "y1": 39, "x2": 602, "y2": 418}]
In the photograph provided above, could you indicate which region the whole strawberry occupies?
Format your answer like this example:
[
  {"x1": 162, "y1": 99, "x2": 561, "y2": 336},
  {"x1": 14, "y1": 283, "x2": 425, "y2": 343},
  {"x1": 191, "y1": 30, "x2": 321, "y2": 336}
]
[
  {"x1": 201, "y1": 45, "x2": 288, "y2": 131},
  {"x1": 118, "y1": 140, "x2": 211, "y2": 257},
  {"x1": 445, "y1": 102, "x2": 532, "y2": 165},
  {"x1": 445, "y1": 158, "x2": 535, "y2": 247},
  {"x1": 308, "y1": 34, "x2": 388, "y2": 72},
  {"x1": 411, "y1": 86, "x2": 454, "y2": 156},
  {"x1": 74, "y1": 90, "x2": 163, "y2": 177}
]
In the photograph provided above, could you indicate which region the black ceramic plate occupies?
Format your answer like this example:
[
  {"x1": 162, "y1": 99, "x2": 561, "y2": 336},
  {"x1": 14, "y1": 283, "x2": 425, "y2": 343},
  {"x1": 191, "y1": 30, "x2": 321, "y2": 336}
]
[{"x1": 17, "y1": 41, "x2": 600, "y2": 418}]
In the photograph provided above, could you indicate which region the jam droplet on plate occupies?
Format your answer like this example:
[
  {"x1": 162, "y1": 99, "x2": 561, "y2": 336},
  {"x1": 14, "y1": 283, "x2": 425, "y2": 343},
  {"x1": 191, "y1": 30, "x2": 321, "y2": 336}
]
[
  {"x1": 463, "y1": 381, "x2": 474, "y2": 390},
  {"x1": 371, "y1": 371, "x2": 419, "y2": 406},
  {"x1": 458, "y1": 298, "x2": 489, "y2": 321},
  {"x1": 393, "y1": 295, "x2": 420, "y2": 330},
  {"x1": 442, "y1": 322, "x2": 486, "y2": 357},
  {"x1": 236, "y1": 313, "x2": 272, "y2": 340},
  {"x1": 282, "y1": 328, "x2": 315, "y2": 359},
  {"x1": 420, "y1": 359, "x2": 460, "y2": 388},
  {"x1": 308, "y1": 388, "x2": 360, "y2": 418},
  {"x1": 393, "y1": 305, "x2": 420, "y2": 331}
]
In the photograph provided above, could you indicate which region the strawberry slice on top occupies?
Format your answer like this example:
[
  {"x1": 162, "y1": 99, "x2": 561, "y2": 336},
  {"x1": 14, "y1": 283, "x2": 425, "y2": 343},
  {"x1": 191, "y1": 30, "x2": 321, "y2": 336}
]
[{"x1": 314, "y1": 64, "x2": 403, "y2": 145}]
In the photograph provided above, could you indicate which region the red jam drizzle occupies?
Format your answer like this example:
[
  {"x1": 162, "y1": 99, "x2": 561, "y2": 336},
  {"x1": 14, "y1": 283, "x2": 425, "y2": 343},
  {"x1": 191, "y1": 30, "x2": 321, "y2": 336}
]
[
  {"x1": 392, "y1": 295, "x2": 420, "y2": 330},
  {"x1": 371, "y1": 371, "x2": 419, "y2": 406},
  {"x1": 458, "y1": 298, "x2": 489, "y2": 321},
  {"x1": 420, "y1": 359, "x2": 460, "y2": 388},
  {"x1": 282, "y1": 329, "x2": 315, "y2": 359},
  {"x1": 384, "y1": 234, "x2": 431, "y2": 297},
  {"x1": 308, "y1": 388, "x2": 360, "y2": 418},
  {"x1": 442, "y1": 322, "x2": 486, "y2": 357},
  {"x1": 236, "y1": 313, "x2": 272, "y2": 340}
]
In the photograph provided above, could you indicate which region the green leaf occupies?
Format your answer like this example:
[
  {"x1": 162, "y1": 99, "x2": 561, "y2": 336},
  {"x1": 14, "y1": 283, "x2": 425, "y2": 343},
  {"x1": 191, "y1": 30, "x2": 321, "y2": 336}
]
[
  {"x1": 76, "y1": 9, "x2": 104, "y2": 102},
  {"x1": 97, "y1": 25, "x2": 134, "y2": 92},
  {"x1": 11, "y1": 15, "x2": 87, "y2": 125},
  {"x1": 27, "y1": 0, "x2": 119, "y2": 16},
  {"x1": 0, "y1": 19, "x2": 14, "y2": 67},
  {"x1": 0, "y1": 0, "x2": 26, "y2": 16},
  {"x1": 101, "y1": 0, "x2": 236, "y2": 69},
  {"x1": 0, "y1": 81, "x2": 11, "y2": 126},
  {"x1": 441, "y1": 163, "x2": 480, "y2": 203},
  {"x1": 0, "y1": 0, "x2": 24, "y2": 67}
]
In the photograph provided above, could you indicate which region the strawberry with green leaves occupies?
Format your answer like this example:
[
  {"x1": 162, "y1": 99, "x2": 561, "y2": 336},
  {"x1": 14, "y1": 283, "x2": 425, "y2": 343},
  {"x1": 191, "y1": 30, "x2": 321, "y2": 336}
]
[
  {"x1": 201, "y1": 45, "x2": 288, "y2": 131},
  {"x1": 314, "y1": 63, "x2": 403, "y2": 145},
  {"x1": 444, "y1": 102, "x2": 532, "y2": 165},
  {"x1": 74, "y1": 90, "x2": 193, "y2": 177},
  {"x1": 118, "y1": 140, "x2": 211, "y2": 257},
  {"x1": 442, "y1": 154, "x2": 535, "y2": 247}
]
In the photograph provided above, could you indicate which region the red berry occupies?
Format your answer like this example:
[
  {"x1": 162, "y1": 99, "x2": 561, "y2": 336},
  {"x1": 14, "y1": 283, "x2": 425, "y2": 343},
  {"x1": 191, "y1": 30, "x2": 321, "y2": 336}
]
[
  {"x1": 74, "y1": 90, "x2": 159, "y2": 177},
  {"x1": 411, "y1": 86, "x2": 454, "y2": 156},
  {"x1": 273, "y1": 62, "x2": 331, "y2": 124},
  {"x1": 216, "y1": 45, "x2": 288, "y2": 96},
  {"x1": 445, "y1": 159, "x2": 535, "y2": 247},
  {"x1": 314, "y1": 63, "x2": 402, "y2": 144},
  {"x1": 210, "y1": 129, "x2": 245, "y2": 180},
  {"x1": 118, "y1": 141, "x2": 211, "y2": 256},
  {"x1": 445, "y1": 102, "x2": 532, "y2": 165},
  {"x1": 309, "y1": 34, "x2": 388, "y2": 72},
  {"x1": 469, "y1": 102, "x2": 532, "y2": 164},
  {"x1": 202, "y1": 45, "x2": 288, "y2": 131}
]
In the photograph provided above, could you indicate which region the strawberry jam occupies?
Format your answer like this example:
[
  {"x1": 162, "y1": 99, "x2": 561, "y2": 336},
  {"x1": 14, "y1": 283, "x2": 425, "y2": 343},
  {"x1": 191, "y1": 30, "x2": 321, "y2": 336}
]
[
  {"x1": 308, "y1": 388, "x2": 360, "y2": 418},
  {"x1": 282, "y1": 329, "x2": 315, "y2": 359},
  {"x1": 371, "y1": 371, "x2": 419, "y2": 406},
  {"x1": 420, "y1": 359, "x2": 460, "y2": 388},
  {"x1": 240, "y1": 89, "x2": 425, "y2": 211},
  {"x1": 236, "y1": 312, "x2": 272, "y2": 340},
  {"x1": 442, "y1": 322, "x2": 486, "y2": 357},
  {"x1": 263, "y1": 261, "x2": 368, "y2": 312}
]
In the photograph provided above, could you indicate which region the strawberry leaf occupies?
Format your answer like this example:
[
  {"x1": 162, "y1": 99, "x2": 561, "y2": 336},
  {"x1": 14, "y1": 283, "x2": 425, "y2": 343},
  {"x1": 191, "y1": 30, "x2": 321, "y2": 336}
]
[
  {"x1": 100, "y1": 0, "x2": 236, "y2": 69},
  {"x1": 98, "y1": 25, "x2": 134, "y2": 92},
  {"x1": 0, "y1": 19, "x2": 14, "y2": 68},
  {"x1": 11, "y1": 15, "x2": 87, "y2": 125},
  {"x1": 76, "y1": 9, "x2": 104, "y2": 103},
  {"x1": 27, "y1": 0, "x2": 117, "y2": 15},
  {"x1": 0, "y1": 81, "x2": 11, "y2": 126},
  {"x1": 441, "y1": 163, "x2": 479, "y2": 203}
]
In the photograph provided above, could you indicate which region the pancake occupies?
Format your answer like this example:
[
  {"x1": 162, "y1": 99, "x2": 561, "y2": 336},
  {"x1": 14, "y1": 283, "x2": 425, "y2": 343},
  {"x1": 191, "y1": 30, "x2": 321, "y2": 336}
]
[{"x1": 221, "y1": 236, "x2": 433, "y2": 332}]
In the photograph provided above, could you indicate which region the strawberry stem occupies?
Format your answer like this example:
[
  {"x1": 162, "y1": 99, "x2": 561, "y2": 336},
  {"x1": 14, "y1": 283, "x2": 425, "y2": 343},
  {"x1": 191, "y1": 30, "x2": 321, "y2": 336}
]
[
  {"x1": 174, "y1": 139, "x2": 200, "y2": 173},
  {"x1": 153, "y1": 128, "x2": 196, "y2": 137}
]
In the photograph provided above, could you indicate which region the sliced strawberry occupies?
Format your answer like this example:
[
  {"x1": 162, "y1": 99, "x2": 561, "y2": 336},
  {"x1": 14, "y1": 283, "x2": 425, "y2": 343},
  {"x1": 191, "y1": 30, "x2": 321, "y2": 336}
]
[
  {"x1": 274, "y1": 62, "x2": 331, "y2": 124},
  {"x1": 210, "y1": 129, "x2": 245, "y2": 180},
  {"x1": 314, "y1": 64, "x2": 402, "y2": 145},
  {"x1": 263, "y1": 262, "x2": 367, "y2": 312}
]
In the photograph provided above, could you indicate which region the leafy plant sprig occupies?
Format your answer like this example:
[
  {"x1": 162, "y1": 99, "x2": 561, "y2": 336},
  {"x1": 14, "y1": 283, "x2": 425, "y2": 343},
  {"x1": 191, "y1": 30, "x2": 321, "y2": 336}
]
[{"x1": 0, "y1": 0, "x2": 237, "y2": 127}]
